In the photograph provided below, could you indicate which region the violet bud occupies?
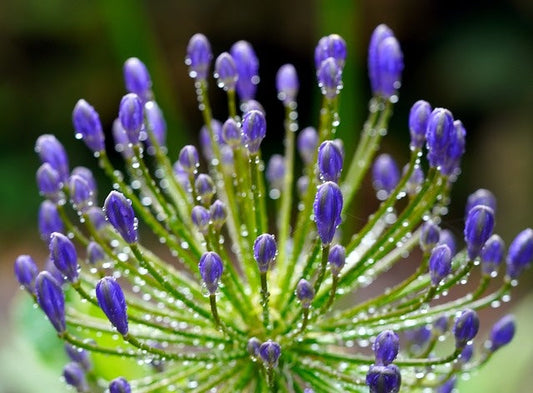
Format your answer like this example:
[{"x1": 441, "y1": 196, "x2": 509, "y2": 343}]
[
  {"x1": 104, "y1": 191, "x2": 138, "y2": 244},
  {"x1": 464, "y1": 205, "x2": 495, "y2": 260},
  {"x1": 194, "y1": 174, "x2": 216, "y2": 205},
  {"x1": 318, "y1": 140, "x2": 343, "y2": 183},
  {"x1": 178, "y1": 145, "x2": 200, "y2": 174},
  {"x1": 437, "y1": 377, "x2": 456, "y2": 393},
  {"x1": 480, "y1": 234, "x2": 505, "y2": 276},
  {"x1": 221, "y1": 118, "x2": 242, "y2": 147},
  {"x1": 220, "y1": 145, "x2": 234, "y2": 167},
  {"x1": 253, "y1": 234, "x2": 277, "y2": 273},
  {"x1": 38, "y1": 200, "x2": 64, "y2": 240},
  {"x1": 242, "y1": 110, "x2": 266, "y2": 154},
  {"x1": 96, "y1": 277, "x2": 129, "y2": 335},
  {"x1": 247, "y1": 337, "x2": 261, "y2": 357},
  {"x1": 276, "y1": 64, "x2": 299, "y2": 105},
  {"x1": 420, "y1": 219, "x2": 441, "y2": 252},
  {"x1": 210, "y1": 200, "x2": 227, "y2": 230},
  {"x1": 36, "y1": 163, "x2": 62, "y2": 198},
  {"x1": 35, "y1": 271, "x2": 66, "y2": 333},
  {"x1": 408, "y1": 100, "x2": 431, "y2": 149},
  {"x1": 373, "y1": 330, "x2": 400, "y2": 366},
  {"x1": 296, "y1": 176, "x2": 309, "y2": 199},
  {"x1": 366, "y1": 364, "x2": 401, "y2": 393},
  {"x1": 297, "y1": 127, "x2": 319, "y2": 165},
  {"x1": 112, "y1": 119, "x2": 134, "y2": 160},
  {"x1": 506, "y1": 228, "x2": 533, "y2": 279},
  {"x1": 87, "y1": 241, "x2": 106, "y2": 266},
  {"x1": 429, "y1": 244, "x2": 452, "y2": 286},
  {"x1": 317, "y1": 57, "x2": 342, "y2": 99},
  {"x1": 440, "y1": 119, "x2": 466, "y2": 177},
  {"x1": 199, "y1": 119, "x2": 224, "y2": 161},
  {"x1": 198, "y1": 251, "x2": 224, "y2": 294},
  {"x1": 230, "y1": 40, "x2": 259, "y2": 101},
  {"x1": 296, "y1": 279, "x2": 315, "y2": 309},
  {"x1": 426, "y1": 108, "x2": 455, "y2": 168},
  {"x1": 266, "y1": 154, "x2": 286, "y2": 192},
  {"x1": 372, "y1": 154, "x2": 400, "y2": 200},
  {"x1": 466, "y1": 188, "x2": 496, "y2": 216},
  {"x1": 173, "y1": 162, "x2": 190, "y2": 191},
  {"x1": 191, "y1": 205, "x2": 210, "y2": 234},
  {"x1": 49, "y1": 232, "x2": 79, "y2": 283},
  {"x1": 403, "y1": 165, "x2": 424, "y2": 197},
  {"x1": 144, "y1": 101, "x2": 167, "y2": 148},
  {"x1": 68, "y1": 175, "x2": 93, "y2": 211},
  {"x1": 71, "y1": 167, "x2": 97, "y2": 202},
  {"x1": 374, "y1": 36, "x2": 404, "y2": 98},
  {"x1": 35, "y1": 134, "x2": 69, "y2": 182},
  {"x1": 186, "y1": 34, "x2": 212, "y2": 80},
  {"x1": 72, "y1": 99, "x2": 105, "y2": 153},
  {"x1": 240, "y1": 99, "x2": 265, "y2": 116},
  {"x1": 45, "y1": 258, "x2": 66, "y2": 286},
  {"x1": 65, "y1": 344, "x2": 91, "y2": 371},
  {"x1": 405, "y1": 325, "x2": 432, "y2": 352},
  {"x1": 314, "y1": 34, "x2": 347, "y2": 70},
  {"x1": 438, "y1": 229, "x2": 457, "y2": 257},
  {"x1": 63, "y1": 362, "x2": 88, "y2": 392},
  {"x1": 14, "y1": 255, "x2": 38, "y2": 293},
  {"x1": 459, "y1": 343, "x2": 474, "y2": 364},
  {"x1": 453, "y1": 309, "x2": 479, "y2": 348},
  {"x1": 433, "y1": 315, "x2": 449, "y2": 334},
  {"x1": 489, "y1": 314, "x2": 515, "y2": 352},
  {"x1": 258, "y1": 340, "x2": 281, "y2": 368},
  {"x1": 119, "y1": 93, "x2": 144, "y2": 144},
  {"x1": 313, "y1": 181, "x2": 343, "y2": 245},
  {"x1": 214, "y1": 52, "x2": 238, "y2": 91},
  {"x1": 368, "y1": 24, "x2": 394, "y2": 95},
  {"x1": 85, "y1": 206, "x2": 107, "y2": 231},
  {"x1": 328, "y1": 244, "x2": 346, "y2": 277},
  {"x1": 109, "y1": 377, "x2": 131, "y2": 393},
  {"x1": 123, "y1": 57, "x2": 152, "y2": 101}
]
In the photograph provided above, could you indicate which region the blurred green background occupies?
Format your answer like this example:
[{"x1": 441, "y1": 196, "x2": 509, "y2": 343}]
[{"x1": 1, "y1": 0, "x2": 533, "y2": 391}]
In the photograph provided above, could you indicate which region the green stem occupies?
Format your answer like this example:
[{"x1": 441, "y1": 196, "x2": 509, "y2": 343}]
[{"x1": 261, "y1": 272, "x2": 271, "y2": 332}]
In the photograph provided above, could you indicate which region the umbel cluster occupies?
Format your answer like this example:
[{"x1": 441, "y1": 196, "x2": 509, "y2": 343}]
[{"x1": 14, "y1": 24, "x2": 533, "y2": 392}]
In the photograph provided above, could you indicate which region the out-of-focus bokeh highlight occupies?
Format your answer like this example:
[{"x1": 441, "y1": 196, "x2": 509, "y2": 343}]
[{"x1": 1, "y1": 0, "x2": 532, "y2": 391}]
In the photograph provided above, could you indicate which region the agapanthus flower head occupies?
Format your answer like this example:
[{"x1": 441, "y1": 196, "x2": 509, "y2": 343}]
[
  {"x1": 433, "y1": 315, "x2": 450, "y2": 335},
  {"x1": 35, "y1": 271, "x2": 66, "y2": 334},
  {"x1": 453, "y1": 309, "x2": 479, "y2": 348},
  {"x1": 198, "y1": 251, "x2": 224, "y2": 294},
  {"x1": 315, "y1": 34, "x2": 347, "y2": 70},
  {"x1": 71, "y1": 167, "x2": 97, "y2": 200},
  {"x1": 38, "y1": 200, "x2": 64, "y2": 240},
  {"x1": 109, "y1": 377, "x2": 131, "y2": 393},
  {"x1": 366, "y1": 364, "x2": 401, "y2": 393},
  {"x1": 214, "y1": 52, "x2": 238, "y2": 91},
  {"x1": 318, "y1": 140, "x2": 343, "y2": 182},
  {"x1": 276, "y1": 64, "x2": 299, "y2": 105},
  {"x1": 488, "y1": 314, "x2": 515, "y2": 352},
  {"x1": 506, "y1": 228, "x2": 533, "y2": 279},
  {"x1": 35, "y1": 134, "x2": 69, "y2": 182},
  {"x1": 119, "y1": 93, "x2": 144, "y2": 144},
  {"x1": 464, "y1": 205, "x2": 495, "y2": 260},
  {"x1": 408, "y1": 100, "x2": 431, "y2": 149},
  {"x1": 123, "y1": 57, "x2": 152, "y2": 101},
  {"x1": 459, "y1": 342, "x2": 474, "y2": 364},
  {"x1": 96, "y1": 277, "x2": 129, "y2": 335},
  {"x1": 186, "y1": 33, "x2": 212, "y2": 81},
  {"x1": 242, "y1": 109, "x2": 266, "y2": 154},
  {"x1": 85, "y1": 206, "x2": 107, "y2": 231},
  {"x1": 313, "y1": 181, "x2": 343, "y2": 244},
  {"x1": 104, "y1": 191, "x2": 137, "y2": 244},
  {"x1": 373, "y1": 330, "x2": 400, "y2": 366},
  {"x1": 14, "y1": 255, "x2": 38, "y2": 294},
  {"x1": 72, "y1": 99, "x2": 105, "y2": 153},
  {"x1": 230, "y1": 40, "x2": 259, "y2": 101},
  {"x1": 440, "y1": 119, "x2": 466, "y2": 177}
]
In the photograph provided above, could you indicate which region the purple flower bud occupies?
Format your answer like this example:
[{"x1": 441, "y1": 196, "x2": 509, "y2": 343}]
[
  {"x1": 372, "y1": 154, "x2": 400, "y2": 199},
  {"x1": 466, "y1": 189, "x2": 496, "y2": 216},
  {"x1": 123, "y1": 57, "x2": 152, "y2": 101},
  {"x1": 35, "y1": 134, "x2": 69, "y2": 182},
  {"x1": 210, "y1": 200, "x2": 227, "y2": 230},
  {"x1": 405, "y1": 325, "x2": 432, "y2": 351},
  {"x1": 241, "y1": 99, "x2": 265, "y2": 115},
  {"x1": 368, "y1": 24, "x2": 394, "y2": 94},
  {"x1": 426, "y1": 108, "x2": 455, "y2": 168},
  {"x1": 230, "y1": 40, "x2": 259, "y2": 101},
  {"x1": 429, "y1": 244, "x2": 452, "y2": 286},
  {"x1": 109, "y1": 377, "x2": 131, "y2": 393},
  {"x1": 63, "y1": 362, "x2": 88, "y2": 392},
  {"x1": 247, "y1": 337, "x2": 261, "y2": 357},
  {"x1": 96, "y1": 277, "x2": 128, "y2": 335},
  {"x1": 71, "y1": 167, "x2": 97, "y2": 201},
  {"x1": 68, "y1": 175, "x2": 93, "y2": 211},
  {"x1": 104, "y1": 191, "x2": 138, "y2": 244},
  {"x1": 112, "y1": 119, "x2": 134, "y2": 159},
  {"x1": 328, "y1": 244, "x2": 345, "y2": 277},
  {"x1": 408, "y1": 100, "x2": 431, "y2": 149},
  {"x1": 489, "y1": 314, "x2": 515, "y2": 351},
  {"x1": 258, "y1": 340, "x2": 281, "y2": 367},
  {"x1": 420, "y1": 220, "x2": 441, "y2": 252},
  {"x1": 38, "y1": 200, "x2": 64, "y2": 241},
  {"x1": 266, "y1": 154, "x2": 286, "y2": 192},
  {"x1": 173, "y1": 162, "x2": 190, "y2": 190},
  {"x1": 315, "y1": 34, "x2": 347, "y2": 70},
  {"x1": 86, "y1": 206, "x2": 107, "y2": 230},
  {"x1": 87, "y1": 241, "x2": 105, "y2": 266},
  {"x1": 214, "y1": 52, "x2": 238, "y2": 91},
  {"x1": 441, "y1": 119, "x2": 466, "y2": 176},
  {"x1": 481, "y1": 234, "x2": 505, "y2": 276},
  {"x1": 199, "y1": 119, "x2": 223, "y2": 161},
  {"x1": 438, "y1": 229, "x2": 457, "y2": 257},
  {"x1": 194, "y1": 174, "x2": 216, "y2": 205},
  {"x1": 313, "y1": 181, "x2": 343, "y2": 245},
  {"x1": 45, "y1": 258, "x2": 66, "y2": 286},
  {"x1": 318, "y1": 140, "x2": 343, "y2": 183},
  {"x1": 119, "y1": 93, "x2": 144, "y2": 144},
  {"x1": 453, "y1": 309, "x2": 479, "y2": 348},
  {"x1": 36, "y1": 163, "x2": 62, "y2": 198},
  {"x1": 65, "y1": 344, "x2": 91, "y2": 371},
  {"x1": 506, "y1": 228, "x2": 533, "y2": 279},
  {"x1": 402, "y1": 164, "x2": 424, "y2": 197},
  {"x1": 437, "y1": 377, "x2": 456, "y2": 393},
  {"x1": 297, "y1": 127, "x2": 319, "y2": 165},
  {"x1": 221, "y1": 118, "x2": 242, "y2": 147},
  {"x1": 433, "y1": 315, "x2": 449, "y2": 334},
  {"x1": 49, "y1": 232, "x2": 79, "y2": 283},
  {"x1": 35, "y1": 271, "x2": 66, "y2": 333},
  {"x1": 186, "y1": 34, "x2": 212, "y2": 80},
  {"x1": 242, "y1": 110, "x2": 266, "y2": 154},
  {"x1": 373, "y1": 330, "x2": 400, "y2": 365},
  {"x1": 254, "y1": 234, "x2": 277, "y2": 273},
  {"x1": 317, "y1": 57, "x2": 342, "y2": 99},
  {"x1": 14, "y1": 255, "x2": 38, "y2": 293},
  {"x1": 296, "y1": 279, "x2": 314, "y2": 309},
  {"x1": 374, "y1": 36, "x2": 404, "y2": 98},
  {"x1": 459, "y1": 342, "x2": 474, "y2": 364},
  {"x1": 72, "y1": 99, "x2": 105, "y2": 154},
  {"x1": 297, "y1": 176, "x2": 309, "y2": 199},
  {"x1": 366, "y1": 364, "x2": 401, "y2": 393},
  {"x1": 464, "y1": 205, "x2": 495, "y2": 260},
  {"x1": 276, "y1": 64, "x2": 299, "y2": 105},
  {"x1": 220, "y1": 145, "x2": 234, "y2": 167},
  {"x1": 198, "y1": 252, "x2": 223, "y2": 294},
  {"x1": 144, "y1": 101, "x2": 166, "y2": 148},
  {"x1": 191, "y1": 205, "x2": 210, "y2": 234},
  {"x1": 178, "y1": 145, "x2": 200, "y2": 174}
]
